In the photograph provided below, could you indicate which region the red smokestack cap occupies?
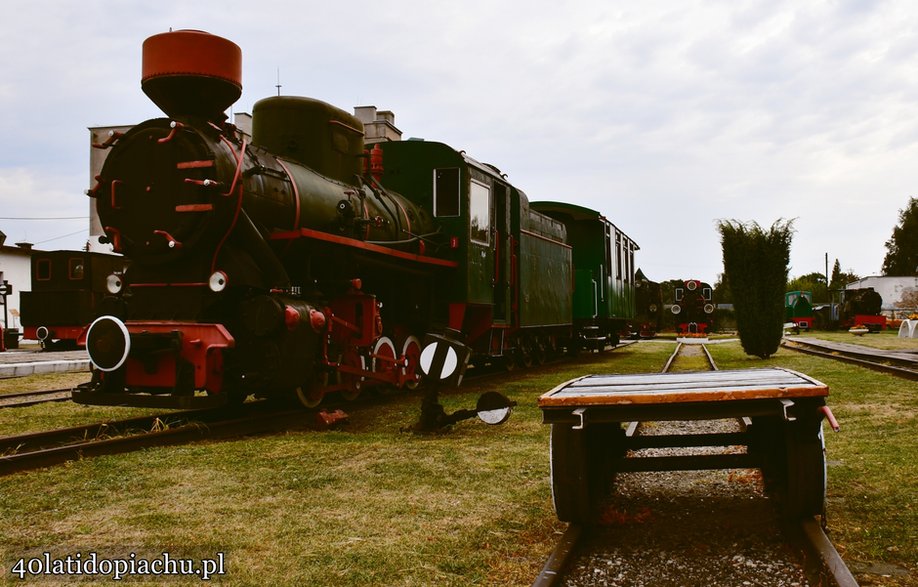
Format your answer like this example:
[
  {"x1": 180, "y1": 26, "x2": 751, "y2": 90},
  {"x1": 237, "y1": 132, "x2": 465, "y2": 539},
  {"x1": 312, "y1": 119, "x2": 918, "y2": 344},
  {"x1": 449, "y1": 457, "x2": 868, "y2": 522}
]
[{"x1": 141, "y1": 30, "x2": 242, "y2": 120}]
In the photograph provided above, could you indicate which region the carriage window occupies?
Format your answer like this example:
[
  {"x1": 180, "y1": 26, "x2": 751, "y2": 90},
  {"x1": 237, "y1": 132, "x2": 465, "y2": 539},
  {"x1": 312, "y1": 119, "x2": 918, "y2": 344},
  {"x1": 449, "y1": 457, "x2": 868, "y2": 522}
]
[
  {"x1": 68, "y1": 258, "x2": 85, "y2": 280},
  {"x1": 469, "y1": 180, "x2": 490, "y2": 245},
  {"x1": 36, "y1": 259, "x2": 51, "y2": 281},
  {"x1": 628, "y1": 245, "x2": 635, "y2": 282},
  {"x1": 434, "y1": 168, "x2": 460, "y2": 217}
]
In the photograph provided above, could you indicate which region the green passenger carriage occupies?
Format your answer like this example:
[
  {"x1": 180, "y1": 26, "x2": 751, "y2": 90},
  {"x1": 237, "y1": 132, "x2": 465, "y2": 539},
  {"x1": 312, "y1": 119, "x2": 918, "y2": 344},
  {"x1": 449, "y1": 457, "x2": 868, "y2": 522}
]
[{"x1": 529, "y1": 202, "x2": 638, "y2": 348}]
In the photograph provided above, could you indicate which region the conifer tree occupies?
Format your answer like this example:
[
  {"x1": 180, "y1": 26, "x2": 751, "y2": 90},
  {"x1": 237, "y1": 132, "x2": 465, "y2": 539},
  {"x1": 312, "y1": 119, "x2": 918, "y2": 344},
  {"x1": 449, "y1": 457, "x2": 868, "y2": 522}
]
[
  {"x1": 717, "y1": 219, "x2": 794, "y2": 358},
  {"x1": 882, "y1": 197, "x2": 918, "y2": 276}
]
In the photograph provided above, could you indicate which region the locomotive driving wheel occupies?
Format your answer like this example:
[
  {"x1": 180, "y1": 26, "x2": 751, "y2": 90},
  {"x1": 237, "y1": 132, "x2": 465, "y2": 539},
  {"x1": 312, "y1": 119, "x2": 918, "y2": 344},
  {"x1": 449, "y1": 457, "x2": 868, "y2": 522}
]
[
  {"x1": 399, "y1": 335, "x2": 422, "y2": 390},
  {"x1": 371, "y1": 336, "x2": 398, "y2": 387},
  {"x1": 518, "y1": 336, "x2": 534, "y2": 368},
  {"x1": 293, "y1": 376, "x2": 327, "y2": 408},
  {"x1": 339, "y1": 349, "x2": 366, "y2": 401},
  {"x1": 533, "y1": 336, "x2": 547, "y2": 365}
]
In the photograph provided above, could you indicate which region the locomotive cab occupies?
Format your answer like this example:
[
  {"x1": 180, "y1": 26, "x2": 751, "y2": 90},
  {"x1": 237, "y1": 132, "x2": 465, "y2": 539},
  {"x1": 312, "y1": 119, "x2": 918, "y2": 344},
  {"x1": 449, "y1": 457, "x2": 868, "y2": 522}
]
[{"x1": 377, "y1": 140, "x2": 573, "y2": 367}]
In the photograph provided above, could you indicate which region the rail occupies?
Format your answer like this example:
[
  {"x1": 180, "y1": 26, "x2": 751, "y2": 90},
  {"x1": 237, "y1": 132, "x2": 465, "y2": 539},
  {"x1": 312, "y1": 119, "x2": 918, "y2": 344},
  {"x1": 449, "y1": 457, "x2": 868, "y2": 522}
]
[
  {"x1": 0, "y1": 405, "x2": 321, "y2": 476},
  {"x1": 782, "y1": 338, "x2": 918, "y2": 380},
  {"x1": 0, "y1": 388, "x2": 73, "y2": 409}
]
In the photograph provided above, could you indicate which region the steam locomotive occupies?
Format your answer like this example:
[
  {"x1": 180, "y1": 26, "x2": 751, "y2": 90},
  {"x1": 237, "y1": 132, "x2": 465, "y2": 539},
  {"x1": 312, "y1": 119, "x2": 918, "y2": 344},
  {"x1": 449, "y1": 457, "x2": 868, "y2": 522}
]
[
  {"x1": 671, "y1": 279, "x2": 715, "y2": 334},
  {"x1": 76, "y1": 30, "x2": 639, "y2": 409},
  {"x1": 838, "y1": 287, "x2": 886, "y2": 331}
]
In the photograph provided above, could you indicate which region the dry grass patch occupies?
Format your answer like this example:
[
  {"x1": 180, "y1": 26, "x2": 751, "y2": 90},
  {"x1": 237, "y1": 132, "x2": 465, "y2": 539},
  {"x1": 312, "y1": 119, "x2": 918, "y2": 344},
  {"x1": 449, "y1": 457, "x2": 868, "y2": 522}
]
[
  {"x1": 0, "y1": 371, "x2": 88, "y2": 395},
  {"x1": 0, "y1": 343, "x2": 680, "y2": 585}
]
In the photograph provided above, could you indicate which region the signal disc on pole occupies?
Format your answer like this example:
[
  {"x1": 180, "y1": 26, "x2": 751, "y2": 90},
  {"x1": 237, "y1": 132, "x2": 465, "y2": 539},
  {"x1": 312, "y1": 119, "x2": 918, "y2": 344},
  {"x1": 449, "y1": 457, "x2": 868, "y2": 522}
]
[{"x1": 419, "y1": 342, "x2": 459, "y2": 380}]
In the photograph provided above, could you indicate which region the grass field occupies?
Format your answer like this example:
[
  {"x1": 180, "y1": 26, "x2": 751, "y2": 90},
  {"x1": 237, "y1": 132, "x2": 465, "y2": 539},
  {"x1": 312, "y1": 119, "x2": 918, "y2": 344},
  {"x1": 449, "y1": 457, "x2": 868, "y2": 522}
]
[{"x1": 0, "y1": 340, "x2": 915, "y2": 585}]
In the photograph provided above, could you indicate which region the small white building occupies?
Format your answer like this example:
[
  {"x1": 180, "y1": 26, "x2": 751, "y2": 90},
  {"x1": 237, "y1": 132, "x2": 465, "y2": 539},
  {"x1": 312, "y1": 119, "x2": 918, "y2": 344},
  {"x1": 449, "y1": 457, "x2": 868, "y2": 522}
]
[
  {"x1": 846, "y1": 276, "x2": 918, "y2": 317},
  {"x1": 0, "y1": 231, "x2": 39, "y2": 331}
]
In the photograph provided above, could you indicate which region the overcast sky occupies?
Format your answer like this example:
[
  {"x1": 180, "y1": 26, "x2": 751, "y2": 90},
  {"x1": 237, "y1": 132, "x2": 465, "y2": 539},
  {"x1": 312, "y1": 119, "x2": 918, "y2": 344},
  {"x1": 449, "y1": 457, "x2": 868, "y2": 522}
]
[{"x1": 2, "y1": 0, "x2": 916, "y2": 285}]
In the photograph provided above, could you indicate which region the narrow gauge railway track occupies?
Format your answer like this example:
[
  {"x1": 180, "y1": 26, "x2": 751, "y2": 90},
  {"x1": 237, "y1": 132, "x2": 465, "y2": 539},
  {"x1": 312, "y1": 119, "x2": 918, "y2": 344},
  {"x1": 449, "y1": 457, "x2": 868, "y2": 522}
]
[
  {"x1": 534, "y1": 341, "x2": 857, "y2": 587},
  {"x1": 0, "y1": 388, "x2": 73, "y2": 409},
  {"x1": 782, "y1": 337, "x2": 918, "y2": 380},
  {"x1": 0, "y1": 403, "x2": 318, "y2": 477}
]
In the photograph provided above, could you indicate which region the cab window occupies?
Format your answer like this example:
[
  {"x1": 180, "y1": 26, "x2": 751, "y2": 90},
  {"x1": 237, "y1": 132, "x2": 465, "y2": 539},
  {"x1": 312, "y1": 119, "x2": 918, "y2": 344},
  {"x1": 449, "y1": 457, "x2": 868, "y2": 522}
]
[
  {"x1": 68, "y1": 258, "x2": 85, "y2": 280},
  {"x1": 36, "y1": 259, "x2": 51, "y2": 281},
  {"x1": 469, "y1": 180, "x2": 490, "y2": 245}
]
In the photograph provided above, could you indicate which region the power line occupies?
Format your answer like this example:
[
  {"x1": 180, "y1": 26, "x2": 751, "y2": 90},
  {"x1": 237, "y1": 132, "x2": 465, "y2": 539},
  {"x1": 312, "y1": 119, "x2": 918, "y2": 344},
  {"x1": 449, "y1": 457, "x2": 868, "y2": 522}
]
[{"x1": 33, "y1": 229, "x2": 88, "y2": 245}]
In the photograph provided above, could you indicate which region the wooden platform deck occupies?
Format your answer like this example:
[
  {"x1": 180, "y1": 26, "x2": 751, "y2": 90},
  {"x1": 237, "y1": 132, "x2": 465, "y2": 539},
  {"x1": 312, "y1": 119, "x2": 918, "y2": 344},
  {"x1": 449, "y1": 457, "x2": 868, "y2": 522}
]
[{"x1": 538, "y1": 368, "x2": 828, "y2": 408}]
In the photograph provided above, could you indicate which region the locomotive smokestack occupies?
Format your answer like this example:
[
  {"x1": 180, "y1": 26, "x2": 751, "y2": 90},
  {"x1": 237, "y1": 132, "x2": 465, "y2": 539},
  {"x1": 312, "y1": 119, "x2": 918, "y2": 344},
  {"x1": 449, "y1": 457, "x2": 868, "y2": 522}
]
[{"x1": 141, "y1": 29, "x2": 242, "y2": 120}]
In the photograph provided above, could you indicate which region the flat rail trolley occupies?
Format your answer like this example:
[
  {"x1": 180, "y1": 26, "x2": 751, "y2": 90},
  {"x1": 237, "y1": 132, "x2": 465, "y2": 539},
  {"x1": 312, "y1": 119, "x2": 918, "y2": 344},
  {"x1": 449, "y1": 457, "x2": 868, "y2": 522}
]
[{"x1": 539, "y1": 368, "x2": 832, "y2": 523}]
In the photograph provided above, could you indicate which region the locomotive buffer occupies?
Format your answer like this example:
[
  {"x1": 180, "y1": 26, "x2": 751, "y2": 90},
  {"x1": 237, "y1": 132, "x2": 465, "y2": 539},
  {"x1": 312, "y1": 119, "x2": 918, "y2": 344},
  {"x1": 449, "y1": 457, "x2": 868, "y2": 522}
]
[{"x1": 539, "y1": 368, "x2": 835, "y2": 523}]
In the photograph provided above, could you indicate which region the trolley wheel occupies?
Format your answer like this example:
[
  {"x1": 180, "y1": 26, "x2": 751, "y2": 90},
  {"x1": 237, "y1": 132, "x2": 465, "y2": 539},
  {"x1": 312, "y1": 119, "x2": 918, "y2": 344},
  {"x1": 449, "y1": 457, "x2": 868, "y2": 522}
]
[
  {"x1": 589, "y1": 423, "x2": 625, "y2": 494},
  {"x1": 748, "y1": 416, "x2": 788, "y2": 494},
  {"x1": 550, "y1": 424, "x2": 592, "y2": 523},
  {"x1": 550, "y1": 423, "x2": 619, "y2": 524},
  {"x1": 784, "y1": 420, "x2": 826, "y2": 519}
]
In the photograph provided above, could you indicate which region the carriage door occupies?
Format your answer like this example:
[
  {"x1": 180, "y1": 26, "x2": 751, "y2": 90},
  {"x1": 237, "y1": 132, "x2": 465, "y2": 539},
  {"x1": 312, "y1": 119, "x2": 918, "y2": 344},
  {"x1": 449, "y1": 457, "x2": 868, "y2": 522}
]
[
  {"x1": 468, "y1": 179, "x2": 493, "y2": 307},
  {"x1": 492, "y1": 184, "x2": 511, "y2": 321}
]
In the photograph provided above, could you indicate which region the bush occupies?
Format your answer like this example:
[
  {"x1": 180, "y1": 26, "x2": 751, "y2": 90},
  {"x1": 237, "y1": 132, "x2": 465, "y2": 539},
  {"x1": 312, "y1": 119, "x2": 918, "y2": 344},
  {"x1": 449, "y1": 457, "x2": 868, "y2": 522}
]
[{"x1": 717, "y1": 219, "x2": 794, "y2": 358}]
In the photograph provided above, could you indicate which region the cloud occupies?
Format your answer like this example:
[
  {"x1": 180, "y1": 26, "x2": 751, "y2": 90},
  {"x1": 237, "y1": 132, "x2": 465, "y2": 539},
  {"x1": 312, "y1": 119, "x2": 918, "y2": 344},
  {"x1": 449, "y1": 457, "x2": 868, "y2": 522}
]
[{"x1": 2, "y1": 0, "x2": 917, "y2": 281}]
